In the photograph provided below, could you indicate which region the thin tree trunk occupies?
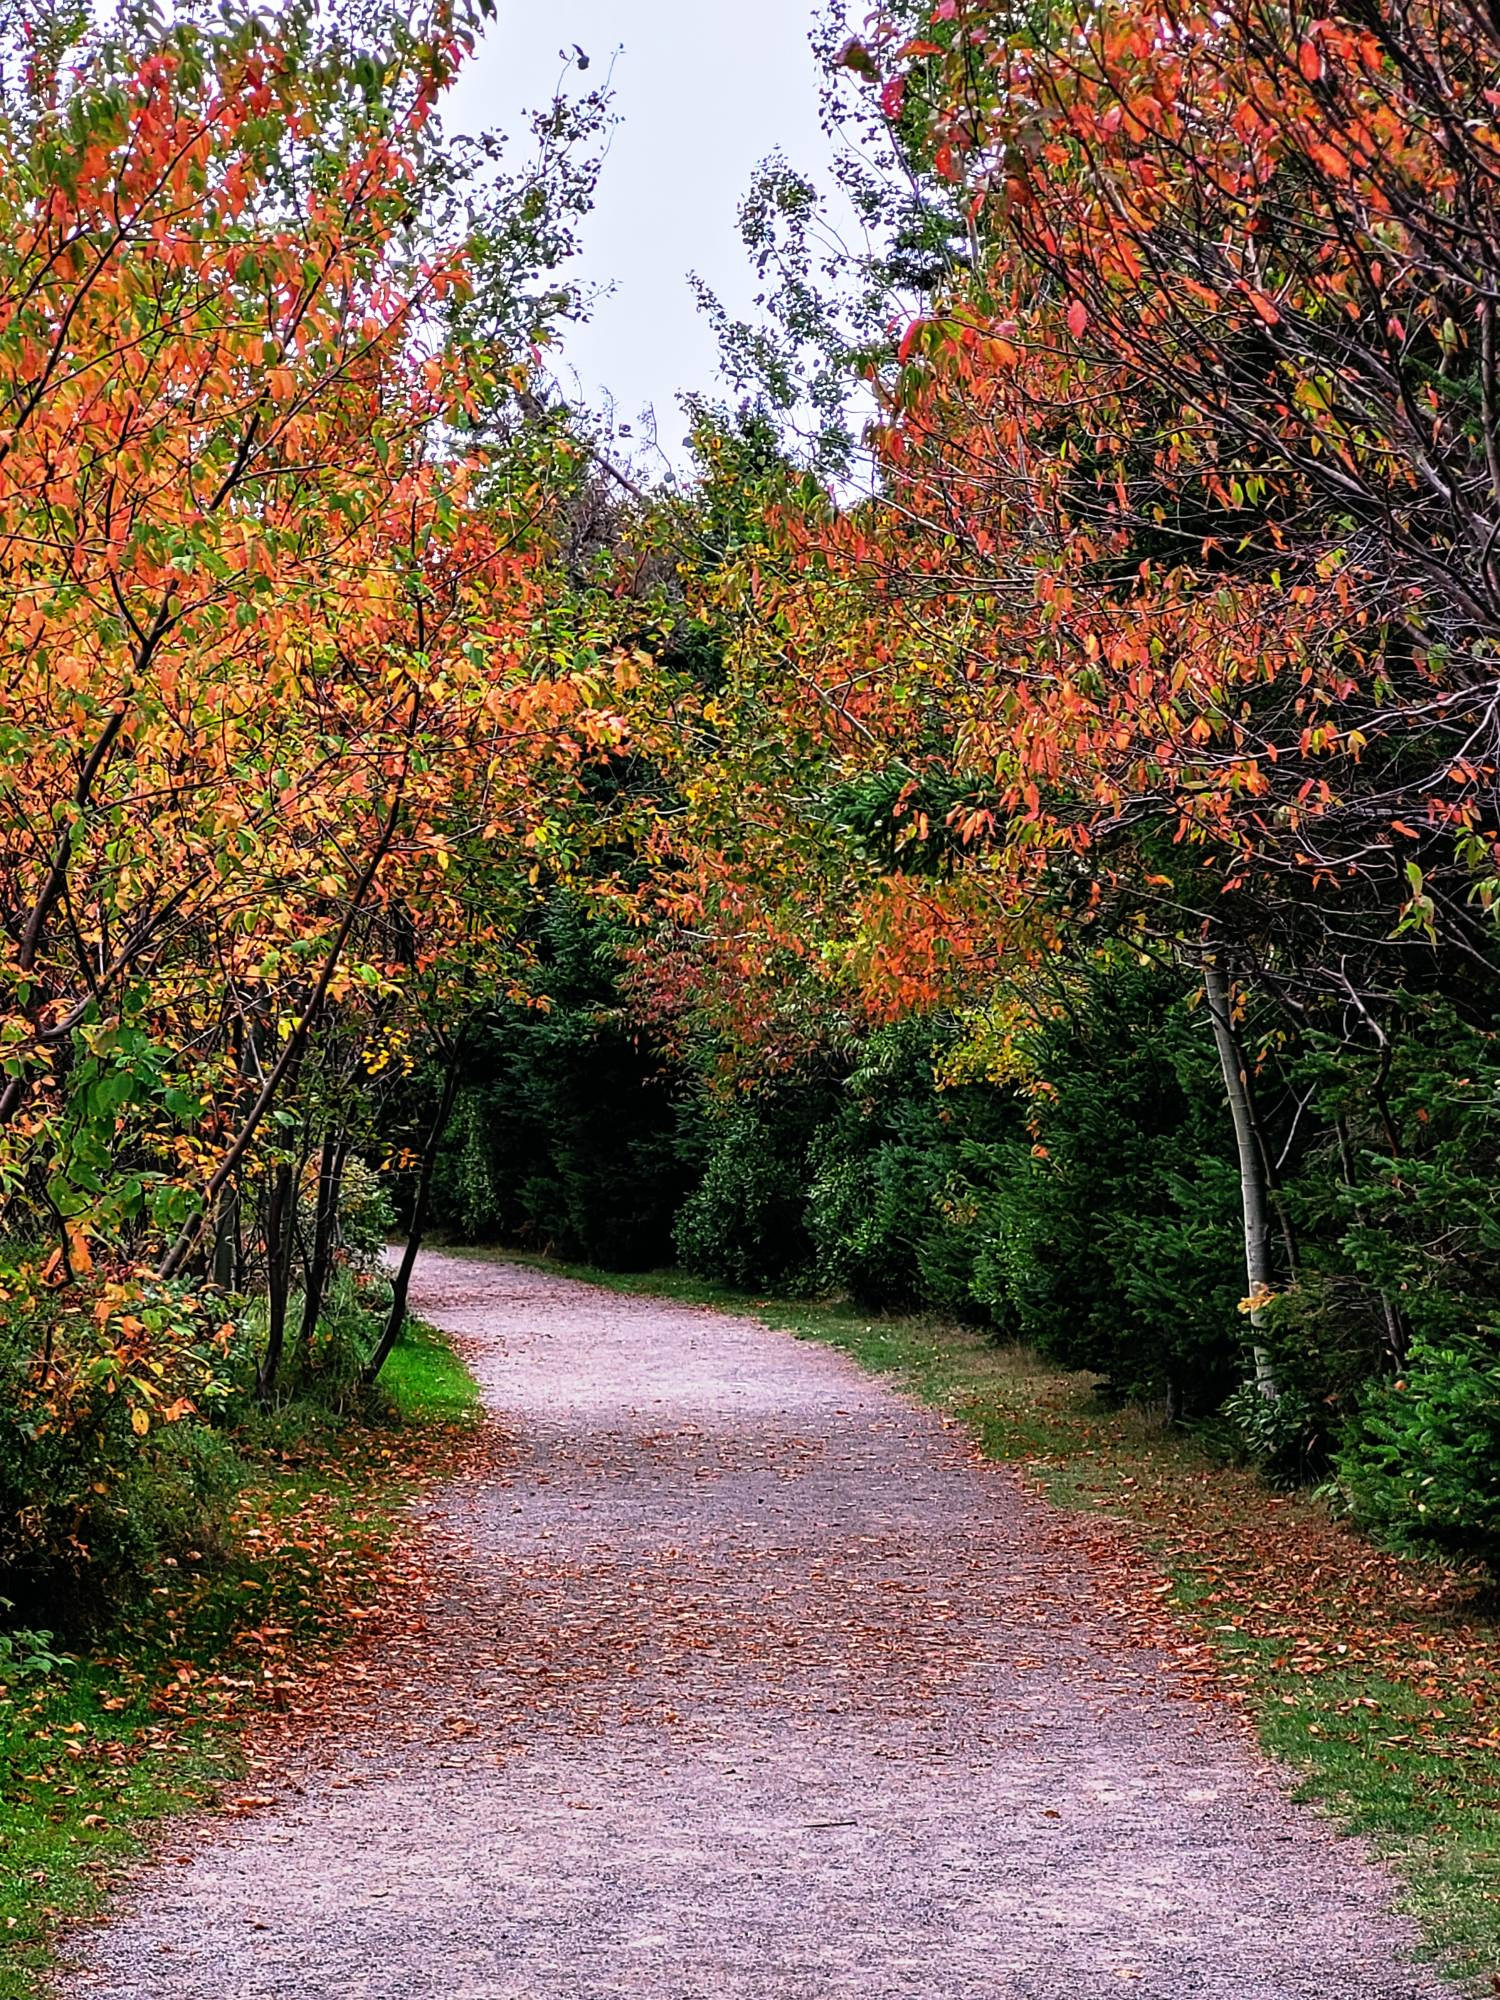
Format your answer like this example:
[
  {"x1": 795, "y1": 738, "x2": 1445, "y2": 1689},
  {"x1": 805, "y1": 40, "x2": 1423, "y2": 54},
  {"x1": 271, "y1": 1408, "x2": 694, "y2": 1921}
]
[
  {"x1": 1245, "y1": 1084, "x2": 1301, "y2": 1282},
  {"x1": 258, "y1": 1161, "x2": 296, "y2": 1404},
  {"x1": 157, "y1": 785, "x2": 405, "y2": 1280},
  {"x1": 0, "y1": 592, "x2": 186, "y2": 1134},
  {"x1": 211, "y1": 1185, "x2": 238, "y2": 1291},
  {"x1": 297, "y1": 1134, "x2": 347, "y2": 1351},
  {"x1": 0, "y1": 704, "x2": 132, "y2": 1132},
  {"x1": 362, "y1": 1066, "x2": 459, "y2": 1386},
  {"x1": 1204, "y1": 957, "x2": 1279, "y2": 1397},
  {"x1": 1334, "y1": 1115, "x2": 1408, "y2": 1365},
  {"x1": 231, "y1": 1169, "x2": 248, "y2": 1292}
]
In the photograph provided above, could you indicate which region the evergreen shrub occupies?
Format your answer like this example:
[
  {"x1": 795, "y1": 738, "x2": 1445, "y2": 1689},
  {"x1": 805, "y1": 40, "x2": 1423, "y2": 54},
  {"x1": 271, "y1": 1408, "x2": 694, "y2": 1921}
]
[{"x1": 1341, "y1": 1332, "x2": 1500, "y2": 1571}]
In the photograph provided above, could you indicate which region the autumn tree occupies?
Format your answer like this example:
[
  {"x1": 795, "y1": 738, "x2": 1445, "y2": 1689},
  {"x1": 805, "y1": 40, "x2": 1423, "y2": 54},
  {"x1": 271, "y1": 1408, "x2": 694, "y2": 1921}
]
[
  {"x1": 0, "y1": 0, "x2": 641, "y2": 1419},
  {"x1": 624, "y1": 0, "x2": 1500, "y2": 1433}
]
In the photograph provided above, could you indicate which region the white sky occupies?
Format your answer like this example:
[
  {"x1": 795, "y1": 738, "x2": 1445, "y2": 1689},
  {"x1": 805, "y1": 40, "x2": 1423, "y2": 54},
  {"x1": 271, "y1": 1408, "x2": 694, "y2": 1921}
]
[{"x1": 447, "y1": 1, "x2": 836, "y2": 467}]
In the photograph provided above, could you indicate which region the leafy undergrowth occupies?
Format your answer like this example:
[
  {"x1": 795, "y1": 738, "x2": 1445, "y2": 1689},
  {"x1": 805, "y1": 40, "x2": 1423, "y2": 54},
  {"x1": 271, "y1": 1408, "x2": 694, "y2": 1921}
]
[
  {"x1": 0, "y1": 1319, "x2": 481, "y2": 2000},
  {"x1": 527, "y1": 1254, "x2": 1500, "y2": 1990}
]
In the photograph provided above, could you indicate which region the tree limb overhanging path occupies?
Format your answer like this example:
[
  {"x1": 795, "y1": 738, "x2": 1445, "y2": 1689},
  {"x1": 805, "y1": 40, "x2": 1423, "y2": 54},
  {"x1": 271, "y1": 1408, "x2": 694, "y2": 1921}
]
[{"x1": 65, "y1": 1255, "x2": 1451, "y2": 1999}]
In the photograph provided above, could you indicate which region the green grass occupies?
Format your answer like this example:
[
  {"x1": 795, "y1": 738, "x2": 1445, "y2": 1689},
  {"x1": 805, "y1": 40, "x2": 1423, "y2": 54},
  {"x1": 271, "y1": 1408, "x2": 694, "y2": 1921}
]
[
  {"x1": 0, "y1": 1645, "x2": 242, "y2": 1998},
  {"x1": 515, "y1": 1253, "x2": 1500, "y2": 1989},
  {"x1": 0, "y1": 1316, "x2": 479, "y2": 2000},
  {"x1": 379, "y1": 1315, "x2": 482, "y2": 1426}
]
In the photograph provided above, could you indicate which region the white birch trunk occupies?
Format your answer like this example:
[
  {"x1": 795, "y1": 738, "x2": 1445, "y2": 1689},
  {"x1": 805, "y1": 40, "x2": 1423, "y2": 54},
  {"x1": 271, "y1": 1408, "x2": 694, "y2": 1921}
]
[{"x1": 1203, "y1": 957, "x2": 1279, "y2": 1397}]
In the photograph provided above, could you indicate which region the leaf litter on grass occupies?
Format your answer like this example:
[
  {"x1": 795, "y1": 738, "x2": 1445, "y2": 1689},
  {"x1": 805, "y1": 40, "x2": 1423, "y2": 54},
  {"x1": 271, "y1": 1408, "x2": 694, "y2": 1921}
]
[{"x1": 0, "y1": 1321, "x2": 489, "y2": 2000}]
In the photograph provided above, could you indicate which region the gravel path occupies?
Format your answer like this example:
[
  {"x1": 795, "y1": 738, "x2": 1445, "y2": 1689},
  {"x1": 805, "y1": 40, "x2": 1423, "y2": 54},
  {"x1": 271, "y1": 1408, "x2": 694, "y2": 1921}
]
[{"x1": 61, "y1": 1252, "x2": 1455, "y2": 1999}]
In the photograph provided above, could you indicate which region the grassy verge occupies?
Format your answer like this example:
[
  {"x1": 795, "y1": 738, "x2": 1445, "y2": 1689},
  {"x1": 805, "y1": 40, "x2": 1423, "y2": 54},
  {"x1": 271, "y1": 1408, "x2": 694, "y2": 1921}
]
[
  {"x1": 378, "y1": 1314, "x2": 483, "y2": 1426},
  {"x1": 0, "y1": 1317, "x2": 480, "y2": 2000},
  {"x1": 512, "y1": 1251, "x2": 1500, "y2": 1989}
]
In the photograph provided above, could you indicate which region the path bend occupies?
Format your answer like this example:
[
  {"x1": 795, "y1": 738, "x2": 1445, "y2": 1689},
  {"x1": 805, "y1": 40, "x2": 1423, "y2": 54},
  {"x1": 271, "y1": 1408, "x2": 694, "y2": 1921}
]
[{"x1": 62, "y1": 1251, "x2": 1452, "y2": 1999}]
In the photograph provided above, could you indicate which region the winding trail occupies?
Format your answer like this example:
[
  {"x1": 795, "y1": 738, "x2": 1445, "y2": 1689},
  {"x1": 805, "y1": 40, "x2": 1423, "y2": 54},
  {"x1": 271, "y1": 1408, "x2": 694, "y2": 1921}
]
[{"x1": 64, "y1": 1252, "x2": 1452, "y2": 1999}]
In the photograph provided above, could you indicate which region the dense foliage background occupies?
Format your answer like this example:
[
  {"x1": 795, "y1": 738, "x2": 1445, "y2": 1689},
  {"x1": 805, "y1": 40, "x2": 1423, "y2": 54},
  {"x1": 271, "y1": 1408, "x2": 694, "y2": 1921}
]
[
  {"x1": 424, "y1": 898, "x2": 1500, "y2": 1571},
  {"x1": 9, "y1": 1, "x2": 1500, "y2": 1985},
  {"x1": 6, "y1": 0, "x2": 1500, "y2": 1622}
]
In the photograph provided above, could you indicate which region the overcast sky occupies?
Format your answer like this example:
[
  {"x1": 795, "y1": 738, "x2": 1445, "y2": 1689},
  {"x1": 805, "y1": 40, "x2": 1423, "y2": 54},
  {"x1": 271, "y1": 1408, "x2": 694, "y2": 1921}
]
[{"x1": 447, "y1": 1, "x2": 835, "y2": 467}]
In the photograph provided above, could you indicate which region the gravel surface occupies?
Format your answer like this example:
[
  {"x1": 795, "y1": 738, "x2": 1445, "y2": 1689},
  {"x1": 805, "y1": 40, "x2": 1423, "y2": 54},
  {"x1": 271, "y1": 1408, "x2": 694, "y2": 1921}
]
[{"x1": 61, "y1": 1251, "x2": 1456, "y2": 1999}]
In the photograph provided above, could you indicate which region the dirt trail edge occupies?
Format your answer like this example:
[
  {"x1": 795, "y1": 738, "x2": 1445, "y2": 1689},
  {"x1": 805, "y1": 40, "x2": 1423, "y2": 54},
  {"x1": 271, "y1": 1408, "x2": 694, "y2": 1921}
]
[{"x1": 61, "y1": 1252, "x2": 1455, "y2": 2000}]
